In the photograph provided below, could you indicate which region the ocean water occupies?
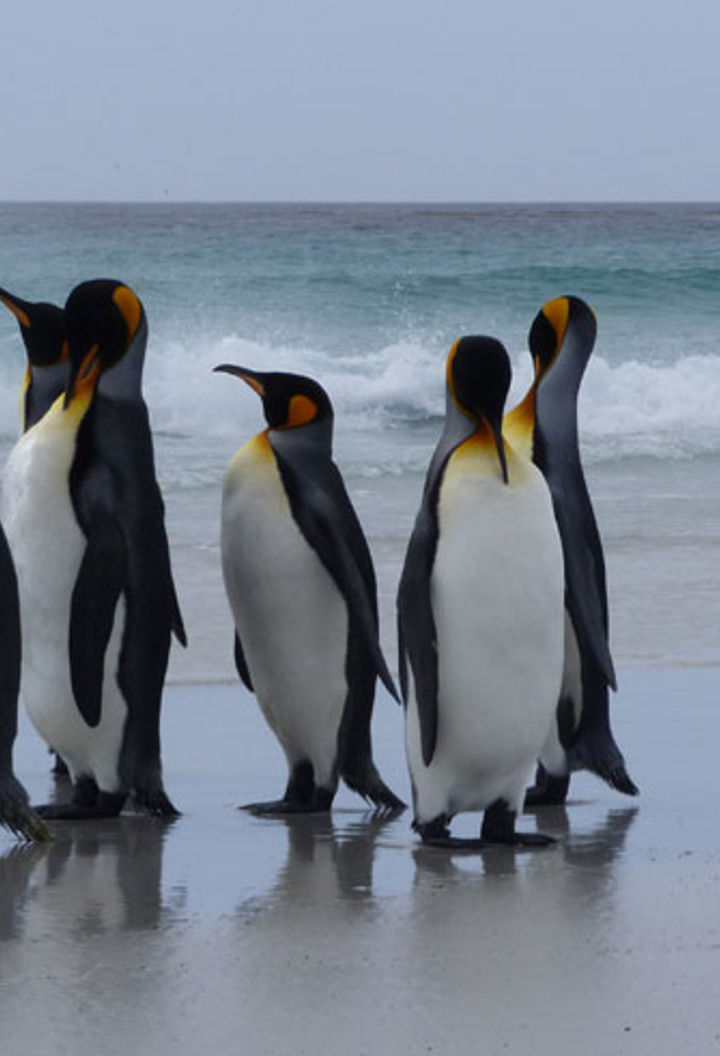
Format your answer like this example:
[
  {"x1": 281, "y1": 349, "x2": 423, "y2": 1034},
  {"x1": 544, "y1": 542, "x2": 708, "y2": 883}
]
[{"x1": 0, "y1": 202, "x2": 718, "y2": 683}]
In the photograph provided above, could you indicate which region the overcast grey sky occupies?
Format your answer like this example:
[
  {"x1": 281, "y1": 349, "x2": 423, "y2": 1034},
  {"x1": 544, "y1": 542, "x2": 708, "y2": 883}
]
[{"x1": 3, "y1": 0, "x2": 719, "y2": 201}]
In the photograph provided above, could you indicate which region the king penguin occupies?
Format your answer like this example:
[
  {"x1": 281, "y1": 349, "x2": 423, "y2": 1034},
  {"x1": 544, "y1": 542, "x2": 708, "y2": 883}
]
[
  {"x1": 216, "y1": 365, "x2": 404, "y2": 815},
  {"x1": 0, "y1": 286, "x2": 68, "y2": 430},
  {"x1": 398, "y1": 336, "x2": 564, "y2": 847},
  {"x1": 1, "y1": 279, "x2": 186, "y2": 819},
  {"x1": 504, "y1": 295, "x2": 638, "y2": 804},
  {"x1": 1, "y1": 286, "x2": 72, "y2": 779}
]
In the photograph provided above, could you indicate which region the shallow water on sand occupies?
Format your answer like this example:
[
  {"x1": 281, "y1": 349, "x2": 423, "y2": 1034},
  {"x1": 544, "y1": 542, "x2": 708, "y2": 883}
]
[{"x1": 3, "y1": 669, "x2": 720, "y2": 1054}]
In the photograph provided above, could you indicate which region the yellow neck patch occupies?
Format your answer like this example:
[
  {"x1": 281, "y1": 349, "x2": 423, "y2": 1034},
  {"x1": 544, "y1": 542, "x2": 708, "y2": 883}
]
[
  {"x1": 63, "y1": 367, "x2": 99, "y2": 424},
  {"x1": 112, "y1": 285, "x2": 142, "y2": 342},
  {"x1": 541, "y1": 296, "x2": 570, "y2": 348},
  {"x1": 444, "y1": 339, "x2": 462, "y2": 410},
  {"x1": 447, "y1": 422, "x2": 506, "y2": 480},
  {"x1": 503, "y1": 383, "x2": 536, "y2": 460}
]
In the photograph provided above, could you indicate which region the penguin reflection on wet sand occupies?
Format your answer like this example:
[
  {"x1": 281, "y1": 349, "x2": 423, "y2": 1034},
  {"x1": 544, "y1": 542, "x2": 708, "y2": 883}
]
[
  {"x1": 216, "y1": 365, "x2": 404, "y2": 816},
  {"x1": 0, "y1": 286, "x2": 68, "y2": 431},
  {"x1": 398, "y1": 336, "x2": 565, "y2": 848},
  {"x1": 503, "y1": 296, "x2": 637, "y2": 806},
  {"x1": 1, "y1": 279, "x2": 186, "y2": 820}
]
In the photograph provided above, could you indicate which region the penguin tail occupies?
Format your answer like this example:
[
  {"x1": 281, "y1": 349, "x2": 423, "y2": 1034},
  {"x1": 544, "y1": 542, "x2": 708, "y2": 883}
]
[
  {"x1": 571, "y1": 733, "x2": 639, "y2": 797},
  {"x1": 0, "y1": 771, "x2": 52, "y2": 842},
  {"x1": 130, "y1": 784, "x2": 182, "y2": 818},
  {"x1": 342, "y1": 760, "x2": 406, "y2": 815}
]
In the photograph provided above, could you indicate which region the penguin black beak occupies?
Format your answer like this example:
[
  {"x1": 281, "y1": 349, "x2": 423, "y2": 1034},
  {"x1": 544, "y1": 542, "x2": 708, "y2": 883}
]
[
  {"x1": 64, "y1": 343, "x2": 98, "y2": 408},
  {"x1": 214, "y1": 363, "x2": 266, "y2": 397},
  {"x1": 490, "y1": 417, "x2": 509, "y2": 485},
  {"x1": 0, "y1": 287, "x2": 31, "y2": 330}
]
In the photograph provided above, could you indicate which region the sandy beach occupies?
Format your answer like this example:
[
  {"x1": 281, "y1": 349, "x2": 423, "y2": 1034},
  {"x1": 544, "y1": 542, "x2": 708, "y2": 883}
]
[{"x1": 2, "y1": 667, "x2": 719, "y2": 1055}]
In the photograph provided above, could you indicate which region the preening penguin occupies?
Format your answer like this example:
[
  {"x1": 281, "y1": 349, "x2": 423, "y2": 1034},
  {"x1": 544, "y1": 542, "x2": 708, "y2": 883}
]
[
  {"x1": 216, "y1": 365, "x2": 404, "y2": 815},
  {"x1": 1, "y1": 279, "x2": 186, "y2": 819},
  {"x1": 504, "y1": 296, "x2": 637, "y2": 805},
  {"x1": 398, "y1": 336, "x2": 565, "y2": 847},
  {"x1": 0, "y1": 286, "x2": 68, "y2": 430}
]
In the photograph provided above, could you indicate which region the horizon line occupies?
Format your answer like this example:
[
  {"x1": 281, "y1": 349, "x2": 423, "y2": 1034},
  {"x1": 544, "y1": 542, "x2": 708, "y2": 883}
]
[{"x1": 0, "y1": 198, "x2": 718, "y2": 208}]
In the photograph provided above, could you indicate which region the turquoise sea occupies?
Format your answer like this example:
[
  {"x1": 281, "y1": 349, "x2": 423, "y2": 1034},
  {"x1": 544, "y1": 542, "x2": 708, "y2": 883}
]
[{"x1": 0, "y1": 202, "x2": 718, "y2": 681}]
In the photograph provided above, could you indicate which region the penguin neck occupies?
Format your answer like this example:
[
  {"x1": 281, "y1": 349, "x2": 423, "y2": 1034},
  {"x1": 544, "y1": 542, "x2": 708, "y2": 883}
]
[
  {"x1": 424, "y1": 391, "x2": 478, "y2": 496},
  {"x1": 97, "y1": 318, "x2": 147, "y2": 402},
  {"x1": 23, "y1": 361, "x2": 70, "y2": 431},
  {"x1": 503, "y1": 382, "x2": 537, "y2": 461}
]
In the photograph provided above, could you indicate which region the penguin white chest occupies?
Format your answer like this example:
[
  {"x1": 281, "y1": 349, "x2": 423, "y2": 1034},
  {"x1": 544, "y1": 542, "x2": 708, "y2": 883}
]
[
  {"x1": 1, "y1": 409, "x2": 127, "y2": 790},
  {"x1": 220, "y1": 437, "x2": 348, "y2": 781},
  {"x1": 407, "y1": 447, "x2": 564, "y2": 819}
]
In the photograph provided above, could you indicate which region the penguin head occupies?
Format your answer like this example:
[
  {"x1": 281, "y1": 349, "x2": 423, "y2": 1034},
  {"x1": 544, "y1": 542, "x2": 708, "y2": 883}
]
[
  {"x1": 528, "y1": 294, "x2": 596, "y2": 380},
  {"x1": 63, "y1": 279, "x2": 146, "y2": 406},
  {"x1": 214, "y1": 364, "x2": 334, "y2": 435},
  {"x1": 446, "y1": 336, "x2": 511, "y2": 482},
  {"x1": 0, "y1": 286, "x2": 67, "y2": 368}
]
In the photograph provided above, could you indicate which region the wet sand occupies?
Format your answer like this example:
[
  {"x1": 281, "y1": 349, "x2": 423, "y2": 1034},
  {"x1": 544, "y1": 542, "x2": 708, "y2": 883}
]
[{"x1": 2, "y1": 668, "x2": 719, "y2": 1055}]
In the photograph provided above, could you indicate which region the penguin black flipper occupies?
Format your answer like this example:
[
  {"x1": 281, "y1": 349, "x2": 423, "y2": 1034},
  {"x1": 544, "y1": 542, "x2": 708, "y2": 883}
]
[
  {"x1": 397, "y1": 498, "x2": 441, "y2": 766},
  {"x1": 272, "y1": 446, "x2": 404, "y2": 810},
  {"x1": 71, "y1": 397, "x2": 181, "y2": 815},
  {"x1": 234, "y1": 632, "x2": 254, "y2": 691},
  {"x1": 273, "y1": 447, "x2": 399, "y2": 702},
  {"x1": 0, "y1": 527, "x2": 50, "y2": 841},
  {"x1": 397, "y1": 417, "x2": 465, "y2": 768},
  {"x1": 69, "y1": 505, "x2": 127, "y2": 728}
]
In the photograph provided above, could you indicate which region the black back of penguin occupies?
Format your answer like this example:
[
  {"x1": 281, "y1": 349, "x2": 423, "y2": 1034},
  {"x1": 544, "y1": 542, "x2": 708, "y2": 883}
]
[{"x1": 63, "y1": 279, "x2": 185, "y2": 810}]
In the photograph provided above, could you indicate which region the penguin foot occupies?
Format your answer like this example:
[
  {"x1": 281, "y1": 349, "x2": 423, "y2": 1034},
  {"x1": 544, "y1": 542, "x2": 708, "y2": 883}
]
[
  {"x1": 414, "y1": 815, "x2": 461, "y2": 846},
  {"x1": 35, "y1": 787, "x2": 126, "y2": 821},
  {"x1": 0, "y1": 773, "x2": 52, "y2": 842},
  {"x1": 481, "y1": 799, "x2": 555, "y2": 848},
  {"x1": 419, "y1": 834, "x2": 487, "y2": 850},
  {"x1": 50, "y1": 752, "x2": 70, "y2": 779},
  {"x1": 524, "y1": 768, "x2": 571, "y2": 808},
  {"x1": 241, "y1": 799, "x2": 332, "y2": 817},
  {"x1": 510, "y1": 832, "x2": 556, "y2": 848}
]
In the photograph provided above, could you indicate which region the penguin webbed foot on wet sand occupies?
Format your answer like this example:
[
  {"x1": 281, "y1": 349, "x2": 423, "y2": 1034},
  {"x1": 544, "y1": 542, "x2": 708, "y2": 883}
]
[
  {"x1": 0, "y1": 771, "x2": 52, "y2": 841},
  {"x1": 50, "y1": 750, "x2": 70, "y2": 779},
  {"x1": 524, "y1": 764, "x2": 571, "y2": 807},
  {"x1": 416, "y1": 801, "x2": 555, "y2": 851},
  {"x1": 34, "y1": 791, "x2": 126, "y2": 821},
  {"x1": 242, "y1": 798, "x2": 333, "y2": 817},
  {"x1": 34, "y1": 773, "x2": 180, "y2": 821},
  {"x1": 242, "y1": 762, "x2": 335, "y2": 816}
]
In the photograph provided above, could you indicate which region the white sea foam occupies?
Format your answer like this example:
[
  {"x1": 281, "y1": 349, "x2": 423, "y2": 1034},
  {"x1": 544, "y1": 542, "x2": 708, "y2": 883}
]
[
  {"x1": 1, "y1": 331, "x2": 719, "y2": 468},
  {"x1": 142, "y1": 333, "x2": 720, "y2": 465}
]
